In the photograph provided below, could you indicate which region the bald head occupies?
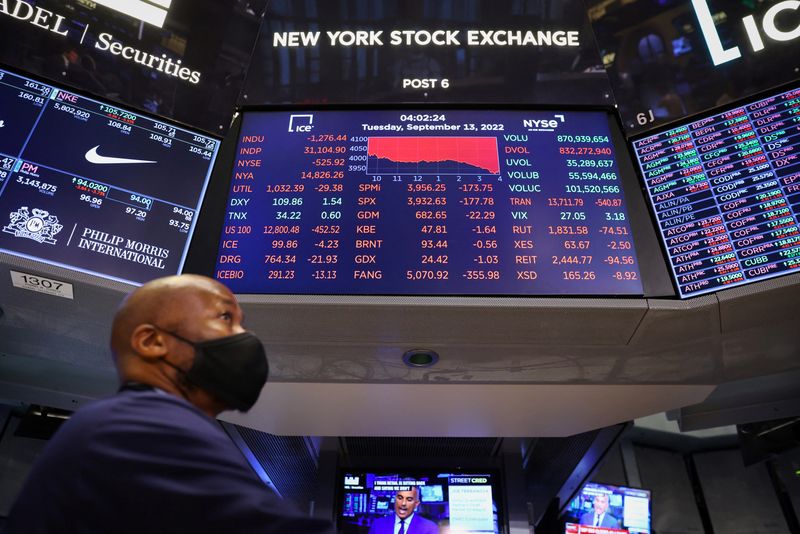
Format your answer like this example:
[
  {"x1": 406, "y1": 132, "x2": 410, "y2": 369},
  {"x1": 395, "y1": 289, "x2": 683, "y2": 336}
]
[
  {"x1": 109, "y1": 274, "x2": 250, "y2": 417},
  {"x1": 111, "y1": 275, "x2": 230, "y2": 359}
]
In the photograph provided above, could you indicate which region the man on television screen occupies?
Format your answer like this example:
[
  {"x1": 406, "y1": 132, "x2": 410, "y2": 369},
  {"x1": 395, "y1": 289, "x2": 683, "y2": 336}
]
[
  {"x1": 579, "y1": 493, "x2": 621, "y2": 528},
  {"x1": 368, "y1": 485, "x2": 439, "y2": 534}
]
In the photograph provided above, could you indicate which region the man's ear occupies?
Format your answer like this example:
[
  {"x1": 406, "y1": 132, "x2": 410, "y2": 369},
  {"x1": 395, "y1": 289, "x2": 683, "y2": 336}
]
[{"x1": 130, "y1": 324, "x2": 169, "y2": 361}]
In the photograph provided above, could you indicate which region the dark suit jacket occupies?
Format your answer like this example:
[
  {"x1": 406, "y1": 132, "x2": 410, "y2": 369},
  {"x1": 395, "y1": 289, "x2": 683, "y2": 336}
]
[
  {"x1": 5, "y1": 389, "x2": 335, "y2": 534},
  {"x1": 579, "y1": 511, "x2": 621, "y2": 528},
  {"x1": 368, "y1": 514, "x2": 439, "y2": 534}
]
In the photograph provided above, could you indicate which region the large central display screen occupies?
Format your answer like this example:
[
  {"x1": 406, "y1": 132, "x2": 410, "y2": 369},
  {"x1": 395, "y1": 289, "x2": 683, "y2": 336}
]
[
  {"x1": 213, "y1": 109, "x2": 643, "y2": 295},
  {"x1": 632, "y1": 84, "x2": 800, "y2": 298},
  {"x1": 0, "y1": 68, "x2": 220, "y2": 284}
]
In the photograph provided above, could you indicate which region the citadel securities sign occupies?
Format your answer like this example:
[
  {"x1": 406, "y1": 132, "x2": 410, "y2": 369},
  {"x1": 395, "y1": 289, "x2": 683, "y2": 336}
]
[
  {"x1": 693, "y1": 0, "x2": 800, "y2": 65},
  {"x1": 0, "y1": 0, "x2": 202, "y2": 84}
]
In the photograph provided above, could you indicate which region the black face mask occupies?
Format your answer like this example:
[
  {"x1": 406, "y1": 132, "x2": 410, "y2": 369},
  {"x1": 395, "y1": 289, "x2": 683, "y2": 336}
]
[{"x1": 158, "y1": 329, "x2": 269, "y2": 412}]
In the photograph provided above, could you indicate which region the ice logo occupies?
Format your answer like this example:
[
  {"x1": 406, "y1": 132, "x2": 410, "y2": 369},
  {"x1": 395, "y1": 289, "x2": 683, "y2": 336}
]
[
  {"x1": 3, "y1": 207, "x2": 63, "y2": 245},
  {"x1": 288, "y1": 114, "x2": 314, "y2": 133}
]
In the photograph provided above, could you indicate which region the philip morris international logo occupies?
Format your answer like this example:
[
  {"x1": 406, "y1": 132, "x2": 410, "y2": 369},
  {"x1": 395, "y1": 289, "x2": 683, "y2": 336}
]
[
  {"x1": 93, "y1": 0, "x2": 172, "y2": 28},
  {"x1": 3, "y1": 207, "x2": 63, "y2": 245}
]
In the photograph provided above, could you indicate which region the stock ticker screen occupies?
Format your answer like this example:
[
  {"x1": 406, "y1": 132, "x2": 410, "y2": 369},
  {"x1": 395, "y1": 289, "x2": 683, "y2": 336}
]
[
  {"x1": 0, "y1": 68, "x2": 219, "y2": 284},
  {"x1": 633, "y1": 85, "x2": 800, "y2": 298},
  {"x1": 214, "y1": 109, "x2": 643, "y2": 295}
]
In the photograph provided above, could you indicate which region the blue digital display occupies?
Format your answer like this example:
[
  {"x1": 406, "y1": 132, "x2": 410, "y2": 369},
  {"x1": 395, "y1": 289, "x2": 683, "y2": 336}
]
[
  {"x1": 632, "y1": 84, "x2": 800, "y2": 298},
  {"x1": 214, "y1": 109, "x2": 643, "y2": 295},
  {"x1": 0, "y1": 68, "x2": 219, "y2": 284}
]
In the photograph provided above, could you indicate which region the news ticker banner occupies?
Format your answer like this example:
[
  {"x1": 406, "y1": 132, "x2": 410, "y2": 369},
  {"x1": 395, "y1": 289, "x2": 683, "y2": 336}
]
[
  {"x1": 0, "y1": 0, "x2": 265, "y2": 133},
  {"x1": 242, "y1": 0, "x2": 614, "y2": 107},
  {"x1": 213, "y1": 109, "x2": 643, "y2": 296},
  {"x1": 0, "y1": 67, "x2": 219, "y2": 284},
  {"x1": 632, "y1": 84, "x2": 800, "y2": 298}
]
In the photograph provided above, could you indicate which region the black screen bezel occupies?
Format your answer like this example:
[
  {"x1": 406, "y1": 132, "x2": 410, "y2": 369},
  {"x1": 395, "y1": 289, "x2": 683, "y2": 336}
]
[
  {"x1": 183, "y1": 103, "x2": 675, "y2": 298},
  {"x1": 0, "y1": 62, "x2": 223, "y2": 286},
  {"x1": 335, "y1": 466, "x2": 507, "y2": 534},
  {"x1": 626, "y1": 78, "x2": 800, "y2": 299}
]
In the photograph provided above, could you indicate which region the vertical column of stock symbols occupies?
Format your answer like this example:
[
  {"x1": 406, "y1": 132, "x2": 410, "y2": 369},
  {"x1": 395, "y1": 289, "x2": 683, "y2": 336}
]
[
  {"x1": 741, "y1": 88, "x2": 800, "y2": 280},
  {"x1": 635, "y1": 121, "x2": 733, "y2": 297},
  {"x1": 636, "y1": 89, "x2": 800, "y2": 298},
  {"x1": 216, "y1": 131, "x2": 263, "y2": 282}
]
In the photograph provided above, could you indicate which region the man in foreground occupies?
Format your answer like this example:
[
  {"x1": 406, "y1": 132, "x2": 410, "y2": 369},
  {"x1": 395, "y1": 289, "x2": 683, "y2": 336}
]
[
  {"x1": 6, "y1": 274, "x2": 335, "y2": 533},
  {"x1": 368, "y1": 485, "x2": 439, "y2": 534}
]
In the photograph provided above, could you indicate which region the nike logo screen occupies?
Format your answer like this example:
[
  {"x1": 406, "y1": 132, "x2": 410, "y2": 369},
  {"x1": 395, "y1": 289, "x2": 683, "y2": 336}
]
[{"x1": 85, "y1": 146, "x2": 157, "y2": 165}]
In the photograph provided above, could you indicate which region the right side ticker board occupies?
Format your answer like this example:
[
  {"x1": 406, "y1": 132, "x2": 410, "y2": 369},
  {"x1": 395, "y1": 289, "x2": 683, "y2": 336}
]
[{"x1": 632, "y1": 85, "x2": 800, "y2": 298}]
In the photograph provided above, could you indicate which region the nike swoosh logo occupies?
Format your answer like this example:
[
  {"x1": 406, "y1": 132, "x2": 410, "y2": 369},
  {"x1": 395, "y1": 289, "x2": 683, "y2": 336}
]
[{"x1": 85, "y1": 146, "x2": 156, "y2": 165}]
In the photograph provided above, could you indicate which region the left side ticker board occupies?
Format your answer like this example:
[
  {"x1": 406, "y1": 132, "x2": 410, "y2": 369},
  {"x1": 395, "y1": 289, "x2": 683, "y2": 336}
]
[{"x1": 0, "y1": 68, "x2": 220, "y2": 285}]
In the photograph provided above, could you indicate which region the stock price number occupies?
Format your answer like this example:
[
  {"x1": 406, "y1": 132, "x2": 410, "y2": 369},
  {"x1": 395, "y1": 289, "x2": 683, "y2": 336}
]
[
  {"x1": 126, "y1": 207, "x2": 147, "y2": 219},
  {"x1": 604, "y1": 256, "x2": 635, "y2": 265},
  {"x1": 264, "y1": 225, "x2": 301, "y2": 235},
  {"x1": 169, "y1": 219, "x2": 190, "y2": 232},
  {"x1": 463, "y1": 270, "x2": 500, "y2": 280},
  {"x1": 268, "y1": 270, "x2": 295, "y2": 280},
  {"x1": 271, "y1": 240, "x2": 299, "y2": 249},
  {"x1": 407, "y1": 270, "x2": 449, "y2": 280},
  {"x1": 421, "y1": 239, "x2": 448, "y2": 249},
  {"x1": 563, "y1": 240, "x2": 590, "y2": 249},
  {"x1": 80, "y1": 194, "x2": 103, "y2": 207},
  {"x1": 264, "y1": 254, "x2": 297, "y2": 264},
  {"x1": 108, "y1": 120, "x2": 132, "y2": 133},
  {"x1": 563, "y1": 270, "x2": 596, "y2": 280},
  {"x1": 421, "y1": 254, "x2": 448, "y2": 264},
  {"x1": 18, "y1": 91, "x2": 45, "y2": 106},
  {"x1": 173, "y1": 206, "x2": 193, "y2": 221},
  {"x1": 309, "y1": 254, "x2": 338, "y2": 264},
  {"x1": 613, "y1": 271, "x2": 639, "y2": 281},
  {"x1": 552, "y1": 255, "x2": 593, "y2": 265},
  {"x1": 276, "y1": 211, "x2": 302, "y2": 220}
]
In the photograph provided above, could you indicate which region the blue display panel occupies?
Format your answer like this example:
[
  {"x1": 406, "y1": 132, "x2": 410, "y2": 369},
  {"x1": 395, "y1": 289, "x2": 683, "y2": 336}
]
[
  {"x1": 0, "y1": 68, "x2": 219, "y2": 284},
  {"x1": 632, "y1": 85, "x2": 800, "y2": 298},
  {"x1": 340, "y1": 472, "x2": 502, "y2": 534},
  {"x1": 214, "y1": 109, "x2": 643, "y2": 295},
  {"x1": 563, "y1": 482, "x2": 651, "y2": 534}
]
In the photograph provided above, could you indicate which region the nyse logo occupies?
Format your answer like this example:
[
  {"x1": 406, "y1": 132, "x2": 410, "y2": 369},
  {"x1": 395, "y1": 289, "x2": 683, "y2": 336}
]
[
  {"x1": 93, "y1": 0, "x2": 172, "y2": 28},
  {"x1": 344, "y1": 476, "x2": 360, "y2": 486},
  {"x1": 693, "y1": 0, "x2": 800, "y2": 66},
  {"x1": 288, "y1": 114, "x2": 314, "y2": 133},
  {"x1": 523, "y1": 114, "x2": 564, "y2": 132}
]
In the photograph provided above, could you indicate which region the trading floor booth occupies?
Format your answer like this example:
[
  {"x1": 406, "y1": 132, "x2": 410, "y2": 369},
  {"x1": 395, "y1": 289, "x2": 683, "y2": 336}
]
[{"x1": 1, "y1": 1, "x2": 799, "y2": 532}]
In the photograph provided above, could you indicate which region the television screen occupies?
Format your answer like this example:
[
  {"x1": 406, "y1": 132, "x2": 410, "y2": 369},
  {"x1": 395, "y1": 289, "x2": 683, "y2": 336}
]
[
  {"x1": 631, "y1": 83, "x2": 800, "y2": 298},
  {"x1": 0, "y1": 67, "x2": 220, "y2": 284},
  {"x1": 340, "y1": 472, "x2": 502, "y2": 534},
  {"x1": 563, "y1": 482, "x2": 651, "y2": 534},
  {"x1": 212, "y1": 108, "x2": 644, "y2": 296}
]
